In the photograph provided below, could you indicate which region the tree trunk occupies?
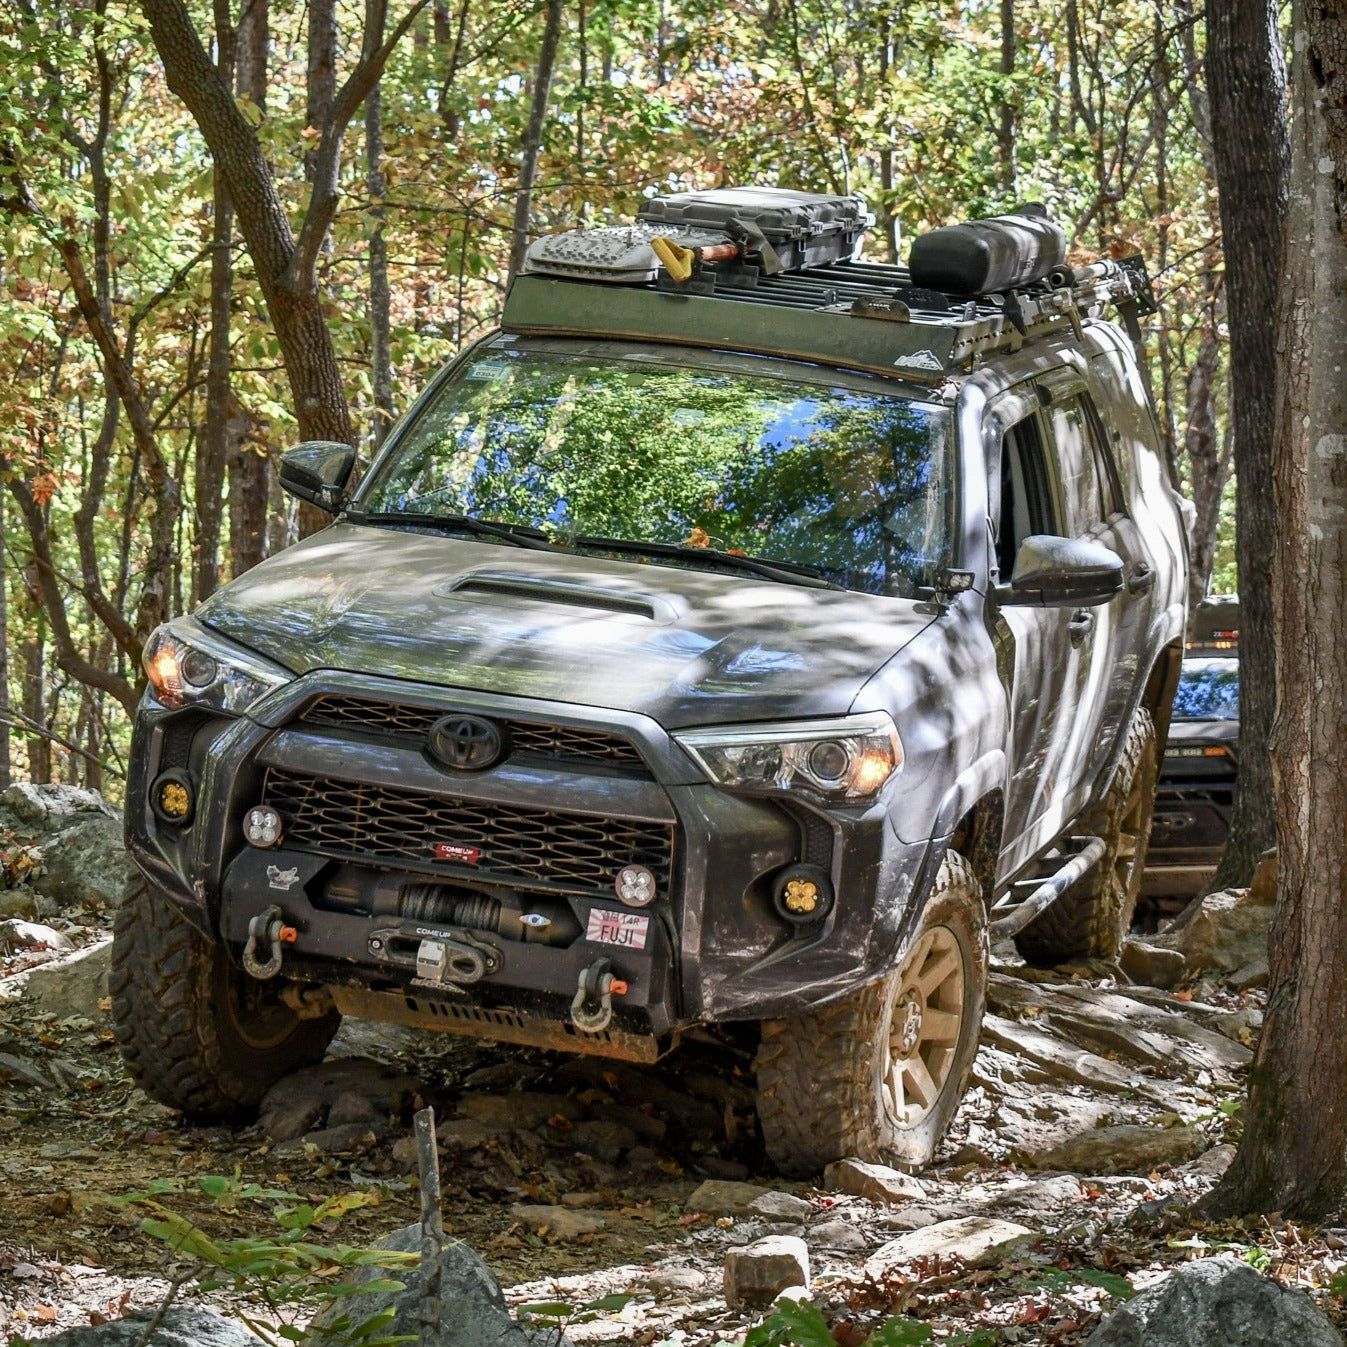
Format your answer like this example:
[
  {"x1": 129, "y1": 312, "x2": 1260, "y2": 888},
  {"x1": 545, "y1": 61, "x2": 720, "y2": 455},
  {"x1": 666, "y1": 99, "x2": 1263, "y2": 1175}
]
[
  {"x1": 366, "y1": 78, "x2": 394, "y2": 449},
  {"x1": 0, "y1": 484, "x2": 9, "y2": 790},
  {"x1": 508, "y1": 0, "x2": 565, "y2": 279},
  {"x1": 1204, "y1": 0, "x2": 1347, "y2": 1220},
  {"x1": 1204, "y1": 0, "x2": 1289, "y2": 892},
  {"x1": 1184, "y1": 318, "x2": 1228, "y2": 612},
  {"x1": 997, "y1": 0, "x2": 1016, "y2": 196},
  {"x1": 229, "y1": 0, "x2": 270, "y2": 575}
]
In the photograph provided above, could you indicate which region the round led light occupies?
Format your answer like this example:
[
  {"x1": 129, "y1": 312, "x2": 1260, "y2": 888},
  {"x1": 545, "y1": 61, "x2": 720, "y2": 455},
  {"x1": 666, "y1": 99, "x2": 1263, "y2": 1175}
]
[
  {"x1": 614, "y1": 864, "x2": 656, "y2": 907},
  {"x1": 243, "y1": 805, "x2": 284, "y2": 848},
  {"x1": 180, "y1": 648, "x2": 219, "y2": 688},
  {"x1": 150, "y1": 769, "x2": 195, "y2": 825}
]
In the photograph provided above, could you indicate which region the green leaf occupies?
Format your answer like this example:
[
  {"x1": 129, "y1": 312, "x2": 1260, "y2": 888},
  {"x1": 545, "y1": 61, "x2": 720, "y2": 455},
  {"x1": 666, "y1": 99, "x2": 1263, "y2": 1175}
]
[
  {"x1": 199, "y1": 1175, "x2": 231, "y2": 1197},
  {"x1": 767, "y1": 1298, "x2": 835, "y2": 1347},
  {"x1": 517, "y1": 1301, "x2": 573, "y2": 1321},
  {"x1": 583, "y1": 1293, "x2": 635, "y2": 1311},
  {"x1": 1075, "y1": 1268, "x2": 1136, "y2": 1300},
  {"x1": 865, "y1": 1318, "x2": 933, "y2": 1346}
]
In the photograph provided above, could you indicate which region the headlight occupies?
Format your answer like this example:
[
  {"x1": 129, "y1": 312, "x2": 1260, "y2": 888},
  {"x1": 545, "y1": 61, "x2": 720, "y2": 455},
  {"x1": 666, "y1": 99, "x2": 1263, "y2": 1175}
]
[
  {"x1": 675, "y1": 712, "x2": 903, "y2": 801},
  {"x1": 142, "y1": 620, "x2": 291, "y2": 714}
]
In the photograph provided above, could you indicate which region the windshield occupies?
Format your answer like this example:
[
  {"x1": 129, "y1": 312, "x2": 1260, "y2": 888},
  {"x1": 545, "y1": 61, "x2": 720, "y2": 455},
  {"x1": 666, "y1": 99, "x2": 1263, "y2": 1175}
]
[
  {"x1": 357, "y1": 346, "x2": 956, "y2": 596},
  {"x1": 1172, "y1": 658, "x2": 1240, "y2": 721}
]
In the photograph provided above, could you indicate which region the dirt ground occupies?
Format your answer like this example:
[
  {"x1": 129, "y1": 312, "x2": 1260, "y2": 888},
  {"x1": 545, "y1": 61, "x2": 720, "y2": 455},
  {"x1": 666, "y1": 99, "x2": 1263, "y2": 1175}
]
[{"x1": 2, "y1": 906, "x2": 1345, "y2": 1347}]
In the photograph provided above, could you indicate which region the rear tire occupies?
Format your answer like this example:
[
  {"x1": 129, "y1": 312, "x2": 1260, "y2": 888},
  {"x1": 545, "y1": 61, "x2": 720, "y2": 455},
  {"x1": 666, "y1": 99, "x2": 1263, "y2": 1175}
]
[
  {"x1": 110, "y1": 873, "x2": 339, "y2": 1118},
  {"x1": 1014, "y1": 707, "x2": 1159, "y2": 966},
  {"x1": 755, "y1": 852, "x2": 987, "y2": 1177}
]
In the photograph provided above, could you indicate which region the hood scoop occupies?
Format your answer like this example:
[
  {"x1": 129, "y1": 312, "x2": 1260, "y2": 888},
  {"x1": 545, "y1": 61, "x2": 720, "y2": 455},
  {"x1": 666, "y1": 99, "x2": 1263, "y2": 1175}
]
[{"x1": 438, "y1": 571, "x2": 679, "y2": 624}]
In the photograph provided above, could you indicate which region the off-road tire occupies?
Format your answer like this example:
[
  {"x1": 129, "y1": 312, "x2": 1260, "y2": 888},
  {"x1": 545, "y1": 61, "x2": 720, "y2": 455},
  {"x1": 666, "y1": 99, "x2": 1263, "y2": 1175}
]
[
  {"x1": 755, "y1": 851, "x2": 988, "y2": 1177},
  {"x1": 110, "y1": 872, "x2": 340, "y2": 1118},
  {"x1": 1014, "y1": 707, "x2": 1159, "y2": 966}
]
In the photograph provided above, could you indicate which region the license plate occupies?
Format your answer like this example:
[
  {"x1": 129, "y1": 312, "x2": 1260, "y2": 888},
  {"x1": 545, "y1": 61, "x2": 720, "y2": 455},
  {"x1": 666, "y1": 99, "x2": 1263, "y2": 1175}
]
[{"x1": 585, "y1": 907, "x2": 650, "y2": 950}]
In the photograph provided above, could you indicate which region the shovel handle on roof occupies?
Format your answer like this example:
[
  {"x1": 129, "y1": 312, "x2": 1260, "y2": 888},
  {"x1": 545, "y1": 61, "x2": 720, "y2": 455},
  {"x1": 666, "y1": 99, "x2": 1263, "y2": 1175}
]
[{"x1": 651, "y1": 235, "x2": 742, "y2": 284}]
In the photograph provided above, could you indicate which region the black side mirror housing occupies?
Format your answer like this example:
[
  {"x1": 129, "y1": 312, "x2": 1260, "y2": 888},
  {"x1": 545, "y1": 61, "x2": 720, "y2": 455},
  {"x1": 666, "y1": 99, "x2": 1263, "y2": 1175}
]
[
  {"x1": 279, "y1": 442, "x2": 356, "y2": 513},
  {"x1": 997, "y1": 534, "x2": 1124, "y2": 607}
]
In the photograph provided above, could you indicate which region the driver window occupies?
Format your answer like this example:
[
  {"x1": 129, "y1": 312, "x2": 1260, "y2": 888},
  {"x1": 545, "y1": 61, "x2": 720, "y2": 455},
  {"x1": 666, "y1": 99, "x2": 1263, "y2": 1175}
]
[{"x1": 996, "y1": 414, "x2": 1058, "y2": 578}]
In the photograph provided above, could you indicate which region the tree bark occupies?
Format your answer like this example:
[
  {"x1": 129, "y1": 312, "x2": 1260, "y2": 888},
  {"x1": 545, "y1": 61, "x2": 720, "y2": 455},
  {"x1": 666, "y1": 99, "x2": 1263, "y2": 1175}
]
[
  {"x1": 508, "y1": 0, "x2": 565, "y2": 279},
  {"x1": 1204, "y1": 0, "x2": 1347, "y2": 1220},
  {"x1": 0, "y1": 484, "x2": 10, "y2": 790},
  {"x1": 998, "y1": 0, "x2": 1016, "y2": 196},
  {"x1": 1205, "y1": 0, "x2": 1290, "y2": 892},
  {"x1": 366, "y1": 77, "x2": 394, "y2": 449},
  {"x1": 1184, "y1": 316, "x2": 1230, "y2": 612}
]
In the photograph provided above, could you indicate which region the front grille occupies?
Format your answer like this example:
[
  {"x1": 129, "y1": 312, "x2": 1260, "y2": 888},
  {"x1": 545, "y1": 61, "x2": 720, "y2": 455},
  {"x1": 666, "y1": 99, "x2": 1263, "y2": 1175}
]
[
  {"x1": 300, "y1": 694, "x2": 647, "y2": 769},
  {"x1": 263, "y1": 768, "x2": 673, "y2": 896}
]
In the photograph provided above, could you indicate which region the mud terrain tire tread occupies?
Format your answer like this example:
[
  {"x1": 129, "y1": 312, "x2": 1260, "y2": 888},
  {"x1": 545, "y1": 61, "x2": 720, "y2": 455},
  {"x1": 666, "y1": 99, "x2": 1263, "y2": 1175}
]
[
  {"x1": 755, "y1": 851, "x2": 987, "y2": 1178},
  {"x1": 110, "y1": 873, "x2": 338, "y2": 1118},
  {"x1": 1013, "y1": 707, "x2": 1159, "y2": 966}
]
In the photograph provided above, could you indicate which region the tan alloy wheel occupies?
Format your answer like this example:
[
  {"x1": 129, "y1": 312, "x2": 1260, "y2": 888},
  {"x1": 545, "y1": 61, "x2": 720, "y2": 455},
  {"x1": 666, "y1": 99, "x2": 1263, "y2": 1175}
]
[{"x1": 882, "y1": 925, "x2": 965, "y2": 1128}]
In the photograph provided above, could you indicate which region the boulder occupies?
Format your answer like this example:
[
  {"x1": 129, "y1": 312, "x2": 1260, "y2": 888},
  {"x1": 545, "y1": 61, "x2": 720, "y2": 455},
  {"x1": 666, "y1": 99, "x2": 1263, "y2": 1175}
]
[
  {"x1": 685, "y1": 1179, "x2": 773, "y2": 1215},
  {"x1": 866, "y1": 1216, "x2": 1036, "y2": 1273},
  {"x1": 1120, "y1": 938, "x2": 1187, "y2": 990},
  {"x1": 0, "y1": 784, "x2": 126, "y2": 912},
  {"x1": 1087, "y1": 1256, "x2": 1342, "y2": 1346},
  {"x1": 808, "y1": 1218, "x2": 868, "y2": 1251},
  {"x1": 749, "y1": 1191, "x2": 814, "y2": 1222},
  {"x1": 460, "y1": 1091, "x2": 584, "y2": 1129},
  {"x1": 39, "y1": 1308, "x2": 263, "y2": 1345},
  {"x1": 1153, "y1": 887, "x2": 1271, "y2": 977},
  {"x1": 723, "y1": 1235, "x2": 810, "y2": 1308},
  {"x1": 305, "y1": 1223, "x2": 542, "y2": 1346},
  {"x1": 1027, "y1": 1123, "x2": 1209, "y2": 1176},
  {"x1": 824, "y1": 1158, "x2": 927, "y2": 1205},
  {"x1": 8, "y1": 938, "x2": 111, "y2": 1019}
]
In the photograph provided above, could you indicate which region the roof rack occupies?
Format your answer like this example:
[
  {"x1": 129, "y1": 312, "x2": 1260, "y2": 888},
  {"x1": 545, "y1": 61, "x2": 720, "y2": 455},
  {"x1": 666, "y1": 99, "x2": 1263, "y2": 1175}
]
[{"x1": 505, "y1": 191, "x2": 1154, "y2": 383}]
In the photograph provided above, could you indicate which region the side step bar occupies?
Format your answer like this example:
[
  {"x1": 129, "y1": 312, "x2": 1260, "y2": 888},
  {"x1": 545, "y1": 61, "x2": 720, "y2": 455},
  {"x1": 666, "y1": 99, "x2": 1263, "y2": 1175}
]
[{"x1": 988, "y1": 836, "x2": 1108, "y2": 937}]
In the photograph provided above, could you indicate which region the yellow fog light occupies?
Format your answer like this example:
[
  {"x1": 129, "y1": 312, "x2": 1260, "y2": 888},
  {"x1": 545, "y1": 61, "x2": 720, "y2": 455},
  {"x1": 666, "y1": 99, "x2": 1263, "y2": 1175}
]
[
  {"x1": 773, "y1": 864, "x2": 833, "y2": 925},
  {"x1": 783, "y1": 878, "x2": 819, "y2": 914},
  {"x1": 151, "y1": 770, "x2": 195, "y2": 826}
]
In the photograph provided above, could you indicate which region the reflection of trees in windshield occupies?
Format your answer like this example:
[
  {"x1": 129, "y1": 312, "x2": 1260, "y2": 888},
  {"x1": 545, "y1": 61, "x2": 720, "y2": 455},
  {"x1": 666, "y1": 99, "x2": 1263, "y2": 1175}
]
[
  {"x1": 1173, "y1": 662, "x2": 1240, "y2": 720},
  {"x1": 363, "y1": 352, "x2": 953, "y2": 594}
]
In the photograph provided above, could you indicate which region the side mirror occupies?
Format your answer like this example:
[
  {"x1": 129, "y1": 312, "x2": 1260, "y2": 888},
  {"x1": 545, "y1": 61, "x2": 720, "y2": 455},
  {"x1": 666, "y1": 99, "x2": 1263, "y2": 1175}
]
[
  {"x1": 997, "y1": 534, "x2": 1124, "y2": 607},
  {"x1": 279, "y1": 441, "x2": 356, "y2": 513}
]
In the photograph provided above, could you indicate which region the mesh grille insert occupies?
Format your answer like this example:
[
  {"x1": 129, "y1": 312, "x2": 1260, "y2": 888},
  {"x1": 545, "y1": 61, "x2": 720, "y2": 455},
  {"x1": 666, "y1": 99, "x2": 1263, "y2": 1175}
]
[
  {"x1": 263, "y1": 767, "x2": 673, "y2": 896},
  {"x1": 300, "y1": 694, "x2": 647, "y2": 769}
]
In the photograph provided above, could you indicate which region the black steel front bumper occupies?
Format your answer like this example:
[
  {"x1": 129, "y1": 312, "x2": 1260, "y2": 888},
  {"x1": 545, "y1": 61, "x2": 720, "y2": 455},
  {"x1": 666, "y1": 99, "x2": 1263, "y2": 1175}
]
[{"x1": 126, "y1": 671, "x2": 938, "y2": 1043}]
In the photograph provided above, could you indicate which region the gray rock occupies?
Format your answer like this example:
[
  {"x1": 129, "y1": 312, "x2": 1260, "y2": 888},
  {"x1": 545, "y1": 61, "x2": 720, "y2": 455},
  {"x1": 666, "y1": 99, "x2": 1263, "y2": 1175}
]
[
  {"x1": 33, "y1": 813, "x2": 127, "y2": 911},
  {"x1": 1121, "y1": 938, "x2": 1187, "y2": 990},
  {"x1": 723, "y1": 1235, "x2": 810, "y2": 1308},
  {"x1": 1028, "y1": 1124, "x2": 1209, "y2": 1176},
  {"x1": 1178, "y1": 1144, "x2": 1237, "y2": 1180},
  {"x1": 1227, "y1": 957, "x2": 1269, "y2": 991},
  {"x1": 0, "y1": 1050, "x2": 56, "y2": 1089},
  {"x1": 0, "y1": 918, "x2": 71, "y2": 951},
  {"x1": 749, "y1": 1191, "x2": 814, "y2": 1222},
  {"x1": 275, "y1": 1122, "x2": 381, "y2": 1155},
  {"x1": 685, "y1": 1179, "x2": 773, "y2": 1215},
  {"x1": 0, "y1": 889, "x2": 37, "y2": 920},
  {"x1": 1152, "y1": 888, "x2": 1271, "y2": 977},
  {"x1": 640, "y1": 1264, "x2": 709, "y2": 1295},
  {"x1": 305, "y1": 1223, "x2": 541, "y2": 1346},
  {"x1": 808, "y1": 1218, "x2": 868, "y2": 1251},
  {"x1": 42, "y1": 1308, "x2": 263, "y2": 1345},
  {"x1": 866, "y1": 1216, "x2": 1036, "y2": 1273},
  {"x1": 1087, "y1": 1256, "x2": 1343, "y2": 1346},
  {"x1": 12, "y1": 938, "x2": 111, "y2": 1019},
  {"x1": 436, "y1": 1118, "x2": 508, "y2": 1150},
  {"x1": 258, "y1": 1057, "x2": 420, "y2": 1142},
  {"x1": 327, "y1": 1090, "x2": 379, "y2": 1127},
  {"x1": 985, "y1": 1174, "x2": 1083, "y2": 1221},
  {"x1": 824, "y1": 1157, "x2": 927, "y2": 1205}
]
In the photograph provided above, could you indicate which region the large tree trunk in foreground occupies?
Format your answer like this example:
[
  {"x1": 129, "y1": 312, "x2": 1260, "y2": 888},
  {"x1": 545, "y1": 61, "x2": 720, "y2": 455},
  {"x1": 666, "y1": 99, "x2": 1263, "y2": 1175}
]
[
  {"x1": 1204, "y1": 0, "x2": 1347, "y2": 1219},
  {"x1": 1204, "y1": 0, "x2": 1288, "y2": 892}
]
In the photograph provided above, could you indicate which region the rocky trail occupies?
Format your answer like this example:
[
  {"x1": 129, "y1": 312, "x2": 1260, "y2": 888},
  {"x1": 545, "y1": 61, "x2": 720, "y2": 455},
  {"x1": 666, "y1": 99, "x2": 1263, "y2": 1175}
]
[{"x1": 1, "y1": 786, "x2": 1344, "y2": 1345}]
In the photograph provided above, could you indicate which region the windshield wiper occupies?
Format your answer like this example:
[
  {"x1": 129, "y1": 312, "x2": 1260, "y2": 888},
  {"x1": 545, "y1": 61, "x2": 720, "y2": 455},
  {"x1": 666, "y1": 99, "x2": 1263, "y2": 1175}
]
[
  {"x1": 347, "y1": 510, "x2": 562, "y2": 552},
  {"x1": 569, "y1": 535, "x2": 846, "y2": 590}
]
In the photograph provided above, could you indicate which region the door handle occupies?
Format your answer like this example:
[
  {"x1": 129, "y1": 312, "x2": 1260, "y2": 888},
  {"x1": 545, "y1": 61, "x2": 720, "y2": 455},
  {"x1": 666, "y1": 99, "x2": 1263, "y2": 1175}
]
[
  {"x1": 1068, "y1": 609, "x2": 1094, "y2": 648},
  {"x1": 1127, "y1": 563, "x2": 1155, "y2": 596}
]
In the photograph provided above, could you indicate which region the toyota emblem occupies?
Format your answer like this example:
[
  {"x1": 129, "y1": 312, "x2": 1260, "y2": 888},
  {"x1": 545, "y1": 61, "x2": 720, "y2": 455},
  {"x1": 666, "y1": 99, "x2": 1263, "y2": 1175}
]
[{"x1": 427, "y1": 714, "x2": 505, "y2": 771}]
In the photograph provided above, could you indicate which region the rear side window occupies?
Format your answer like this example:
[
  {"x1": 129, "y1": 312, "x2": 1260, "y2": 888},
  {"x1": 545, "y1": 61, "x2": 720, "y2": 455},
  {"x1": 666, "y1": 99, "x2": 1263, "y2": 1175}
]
[
  {"x1": 996, "y1": 413, "x2": 1058, "y2": 577},
  {"x1": 1047, "y1": 391, "x2": 1122, "y2": 534}
]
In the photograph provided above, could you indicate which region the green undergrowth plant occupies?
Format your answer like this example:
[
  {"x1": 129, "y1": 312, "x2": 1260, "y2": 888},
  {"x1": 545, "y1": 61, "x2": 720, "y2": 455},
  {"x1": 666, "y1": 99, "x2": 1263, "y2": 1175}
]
[
  {"x1": 121, "y1": 1171, "x2": 418, "y2": 1346},
  {"x1": 743, "y1": 1297, "x2": 997, "y2": 1346}
]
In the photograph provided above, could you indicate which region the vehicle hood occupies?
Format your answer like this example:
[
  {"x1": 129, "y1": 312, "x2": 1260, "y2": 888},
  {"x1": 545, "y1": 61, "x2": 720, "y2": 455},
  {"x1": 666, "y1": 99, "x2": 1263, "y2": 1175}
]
[{"x1": 196, "y1": 523, "x2": 935, "y2": 726}]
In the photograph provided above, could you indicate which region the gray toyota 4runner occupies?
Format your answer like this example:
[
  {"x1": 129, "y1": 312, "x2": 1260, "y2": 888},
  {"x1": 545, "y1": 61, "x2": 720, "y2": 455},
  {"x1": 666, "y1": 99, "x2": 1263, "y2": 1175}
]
[{"x1": 112, "y1": 188, "x2": 1187, "y2": 1174}]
